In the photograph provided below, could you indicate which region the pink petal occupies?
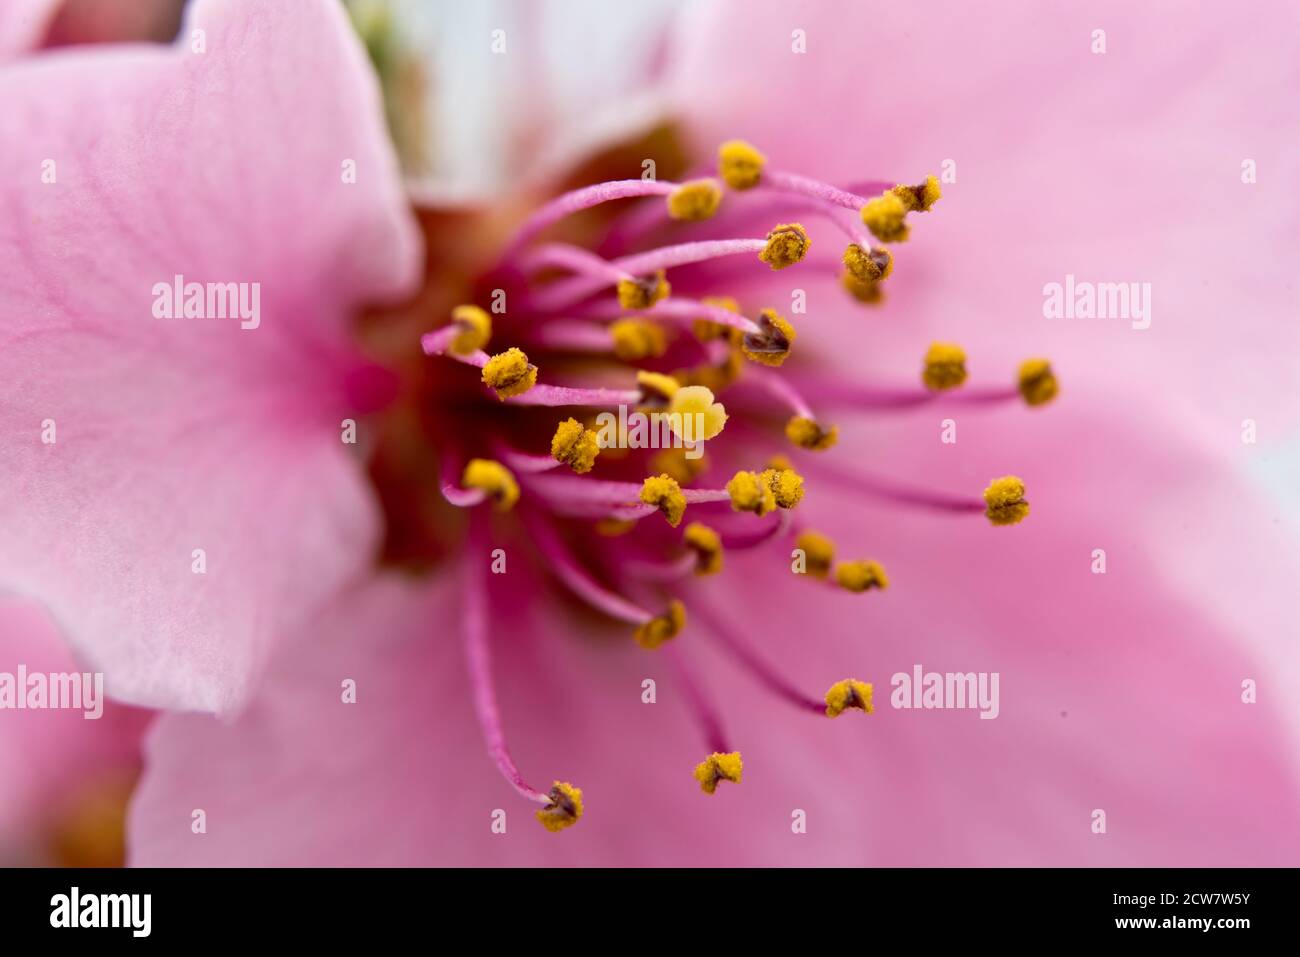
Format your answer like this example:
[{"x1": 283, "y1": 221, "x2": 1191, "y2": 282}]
[
  {"x1": 0, "y1": 0, "x2": 60, "y2": 58},
  {"x1": 0, "y1": 0, "x2": 421, "y2": 712}
]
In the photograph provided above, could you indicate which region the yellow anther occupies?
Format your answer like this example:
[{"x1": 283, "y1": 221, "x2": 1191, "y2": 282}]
[
  {"x1": 535, "y1": 782, "x2": 584, "y2": 832},
  {"x1": 449, "y1": 304, "x2": 491, "y2": 355},
  {"x1": 766, "y1": 453, "x2": 793, "y2": 472},
  {"x1": 718, "y1": 139, "x2": 765, "y2": 190},
  {"x1": 636, "y1": 370, "x2": 681, "y2": 403},
  {"x1": 860, "y1": 191, "x2": 910, "y2": 243},
  {"x1": 795, "y1": 530, "x2": 835, "y2": 578},
  {"x1": 610, "y1": 318, "x2": 668, "y2": 361},
  {"x1": 650, "y1": 447, "x2": 707, "y2": 485},
  {"x1": 762, "y1": 466, "x2": 805, "y2": 509},
  {"x1": 741, "y1": 308, "x2": 796, "y2": 367},
  {"x1": 759, "y1": 223, "x2": 811, "y2": 270},
  {"x1": 668, "y1": 385, "x2": 728, "y2": 442},
  {"x1": 683, "y1": 522, "x2": 723, "y2": 575},
  {"x1": 983, "y1": 475, "x2": 1029, "y2": 526},
  {"x1": 634, "y1": 599, "x2": 686, "y2": 649},
  {"x1": 481, "y1": 347, "x2": 538, "y2": 399},
  {"x1": 676, "y1": 348, "x2": 744, "y2": 392},
  {"x1": 891, "y1": 174, "x2": 942, "y2": 212},
  {"x1": 824, "y1": 679, "x2": 873, "y2": 718},
  {"x1": 461, "y1": 459, "x2": 520, "y2": 511},
  {"x1": 842, "y1": 243, "x2": 893, "y2": 284},
  {"x1": 922, "y1": 341, "x2": 968, "y2": 391},
  {"x1": 842, "y1": 270, "x2": 885, "y2": 305},
  {"x1": 834, "y1": 559, "x2": 888, "y2": 593},
  {"x1": 667, "y1": 178, "x2": 723, "y2": 221},
  {"x1": 640, "y1": 474, "x2": 687, "y2": 527},
  {"x1": 1018, "y1": 358, "x2": 1059, "y2": 407},
  {"x1": 693, "y1": 296, "x2": 744, "y2": 343},
  {"x1": 785, "y1": 415, "x2": 839, "y2": 451},
  {"x1": 727, "y1": 470, "x2": 777, "y2": 516},
  {"x1": 694, "y1": 751, "x2": 743, "y2": 794},
  {"x1": 551, "y1": 418, "x2": 601, "y2": 474},
  {"x1": 617, "y1": 270, "x2": 670, "y2": 310},
  {"x1": 594, "y1": 517, "x2": 637, "y2": 536}
]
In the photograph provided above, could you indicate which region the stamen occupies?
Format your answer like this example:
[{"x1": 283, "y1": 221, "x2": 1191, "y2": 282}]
[
  {"x1": 922, "y1": 342, "x2": 968, "y2": 391},
  {"x1": 535, "y1": 782, "x2": 585, "y2": 832},
  {"x1": 666, "y1": 178, "x2": 724, "y2": 221},
  {"x1": 1018, "y1": 358, "x2": 1059, "y2": 407},
  {"x1": 609, "y1": 318, "x2": 669, "y2": 360},
  {"x1": 891, "y1": 175, "x2": 943, "y2": 213},
  {"x1": 694, "y1": 752, "x2": 744, "y2": 795},
  {"x1": 667, "y1": 385, "x2": 728, "y2": 441},
  {"x1": 758, "y1": 223, "x2": 811, "y2": 270},
  {"x1": 764, "y1": 466, "x2": 805, "y2": 509},
  {"x1": 717, "y1": 139, "x2": 766, "y2": 190},
  {"x1": 786, "y1": 416, "x2": 839, "y2": 451},
  {"x1": 683, "y1": 522, "x2": 724, "y2": 575},
  {"x1": 650, "y1": 447, "x2": 707, "y2": 485},
  {"x1": 617, "y1": 270, "x2": 671, "y2": 310},
  {"x1": 834, "y1": 559, "x2": 888, "y2": 593},
  {"x1": 740, "y1": 367, "x2": 838, "y2": 449},
  {"x1": 637, "y1": 370, "x2": 681, "y2": 403},
  {"x1": 983, "y1": 475, "x2": 1030, "y2": 526},
  {"x1": 461, "y1": 459, "x2": 520, "y2": 511},
  {"x1": 503, "y1": 178, "x2": 682, "y2": 256},
  {"x1": 551, "y1": 418, "x2": 601, "y2": 473},
  {"x1": 481, "y1": 347, "x2": 539, "y2": 399},
  {"x1": 422, "y1": 304, "x2": 493, "y2": 357},
  {"x1": 795, "y1": 530, "x2": 835, "y2": 578},
  {"x1": 842, "y1": 243, "x2": 893, "y2": 284},
  {"x1": 801, "y1": 459, "x2": 989, "y2": 515},
  {"x1": 842, "y1": 269, "x2": 885, "y2": 305},
  {"x1": 824, "y1": 679, "x2": 874, "y2": 718},
  {"x1": 860, "y1": 192, "x2": 911, "y2": 243},
  {"x1": 741, "y1": 308, "x2": 796, "y2": 366},
  {"x1": 634, "y1": 599, "x2": 687, "y2": 649},
  {"x1": 727, "y1": 470, "x2": 776, "y2": 515},
  {"x1": 640, "y1": 474, "x2": 688, "y2": 527}
]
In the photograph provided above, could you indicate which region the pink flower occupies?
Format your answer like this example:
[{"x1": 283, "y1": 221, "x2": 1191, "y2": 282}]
[{"x1": 5, "y1": 0, "x2": 1298, "y2": 866}]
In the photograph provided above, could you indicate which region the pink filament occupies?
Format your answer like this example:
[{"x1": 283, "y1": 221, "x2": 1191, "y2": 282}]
[{"x1": 502, "y1": 179, "x2": 677, "y2": 257}]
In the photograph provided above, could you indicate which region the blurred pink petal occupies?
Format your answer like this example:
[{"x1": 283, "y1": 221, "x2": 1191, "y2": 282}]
[
  {"x1": 0, "y1": 0, "x2": 421, "y2": 712},
  {"x1": 0, "y1": 0, "x2": 59, "y2": 58}
]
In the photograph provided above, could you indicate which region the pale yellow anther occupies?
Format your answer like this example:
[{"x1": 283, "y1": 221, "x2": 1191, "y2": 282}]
[
  {"x1": 461, "y1": 459, "x2": 520, "y2": 511},
  {"x1": 535, "y1": 781, "x2": 584, "y2": 832},
  {"x1": 842, "y1": 270, "x2": 885, "y2": 305},
  {"x1": 786, "y1": 415, "x2": 839, "y2": 451},
  {"x1": 636, "y1": 370, "x2": 681, "y2": 404},
  {"x1": 667, "y1": 385, "x2": 728, "y2": 442},
  {"x1": 891, "y1": 174, "x2": 942, "y2": 212},
  {"x1": 617, "y1": 271, "x2": 670, "y2": 310},
  {"x1": 718, "y1": 140, "x2": 766, "y2": 190},
  {"x1": 984, "y1": 475, "x2": 1029, "y2": 526},
  {"x1": 795, "y1": 530, "x2": 835, "y2": 578},
  {"x1": 834, "y1": 559, "x2": 888, "y2": 593},
  {"x1": 860, "y1": 191, "x2": 910, "y2": 243},
  {"x1": 922, "y1": 342, "x2": 968, "y2": 391},
  {"x1": 610, "y1": 318, "x2": 668, "y2": 361},
  {"x1": 551, "y1": 418, "x2": 601, "y2": 474},
  {"x1": 481, "y1": 347, "x2": 538, "y2": 399},
  {"x1": 727, "y1": 470, "x2": 777, "y2": 516},
  {"x1": 449, "y1": 304, "x2": 491, "y2": 355},
  {"x1": 741, "y1": 309, "x2": 796, "y2": 367},
  {"x1": 667, "y1": 178, "x2": 723, "y2": 221},
  {"x1": 640, "y1": 474, "x2": 687, "y2": 527},
  {"x1": 824, "y1": 679, "x2": 873, "y2": 718},
  {"x1": 1018, "y1": 358, "x2": 1059, "y2": 407},
  {"x1": 683, "y1": 521, "x2": 723, "y2": 575},
  {"x1": 762, "y1": 466, "x2": 805, "y2": 509},
  {"x1": 842, "y1": 243, "x2": 893, "y2": 284},
  {"x1": 651, "y1": 447, "x2": 707, "y2": 485},
  {"x1": 694, "y1": 751, "x2": 743, "y2": 794},
  {"x1": 634, "y1": 599, "x2": 686, "y2": 649},
  {"x1": 760, "y1": 223, "x2": 811, "y2": 270}
]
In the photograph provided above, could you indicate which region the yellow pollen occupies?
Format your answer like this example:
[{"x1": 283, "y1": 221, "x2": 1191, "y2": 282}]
[
  {"x1": 759, "y1": 223, "x2": 811, "y2": 270},
  {"x1": 766, "y1": 453, "x2": 793, "y2": 471},
  {"x1": 535, "y1": 781, "x2": 584, "y2": 832},
  {"x1": 449, "y1": 304, "x2": 491, "y2": 355},
  {"x1": 481, "y1": 347, "x2": 538, "y2": 399},
  {"x1": 825, "y1": 679, "x2": 873, "y2": 718},
  {"x1": 594, "y1": 517, "x2": 637, "y2": 536},
  {"x1": 762, "y1": 466, "x2": 805, "y2": 509},
  {"x1": 1018, "y1": 358, "x2": 1059, "y2": 407},
  {"x1": 842, "y1": 270, "x2": 885, "y2": 304},
  {"x1": 922, "y1": 341, "x2": 968, "y2": 391},
  {"x1": 651, "y1": 447, "x2": 707, "y2": 485},
  {"x1": 983, "y1": 475, "x2": 1029, "y2": 526},
  {"x1": 634, "y1": 598, "x2": 686, "y2": 649},
  {"x1": 683, "y1": 521, "x2": 723, "y2": 575},
  {"x1": 636, "y1": 369, "x2": 681, "y2": 403},
  {"x1": 727, "y1": 470, "x2": 777, "y2": 515},
  {"x1": 667, "y1": 178, "x2": 723, "y2": 221},
  {"x1": 640, "y1": 474, "x2": 687, "y2": 527},
  {"x1": 551, "y1": 418, "x2": 601, "y2": 474},
  {"x1": 891, "y1": 174, "x2": 942, "y2": 212},
  {"x1": 834, "y1": 559, "x2": 888, "y2": 593},
  {"x1": 785, "y1": 415, "x2": 839, "y2": 451},
  {"x1": 461, "y1": 458, "x2": 520, "y2": 511},
  {"x1": 675, "y1": 348, "x2": 744, "y2": 392},
  {"x1": 610, "y1": 318, "x2": 668, "y2": 361},
  {"x1": 694, "y1": 751, "x2": 744, "y2": 794},
  {"x1": 617, "y1": 270, "x2": 671, "y2": 310},
  {"x1": 741, "y1": 308, "x2": 796, "y2": 367},
  {"x1": 860, "y1": 191, "x2": 910, "y2": 243},
  {"x1": 667, "y1": 385, "x2": 728, "y2": 442},
  {"x1": 718, "y1": 139, "x2": 766, "y2": 190},
  {"x1": 842, "y1": 243, "x2": 893, "y2": 285},
  {"x1": 796, "y1": 530, "x2": 835, "y2": 578}
]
